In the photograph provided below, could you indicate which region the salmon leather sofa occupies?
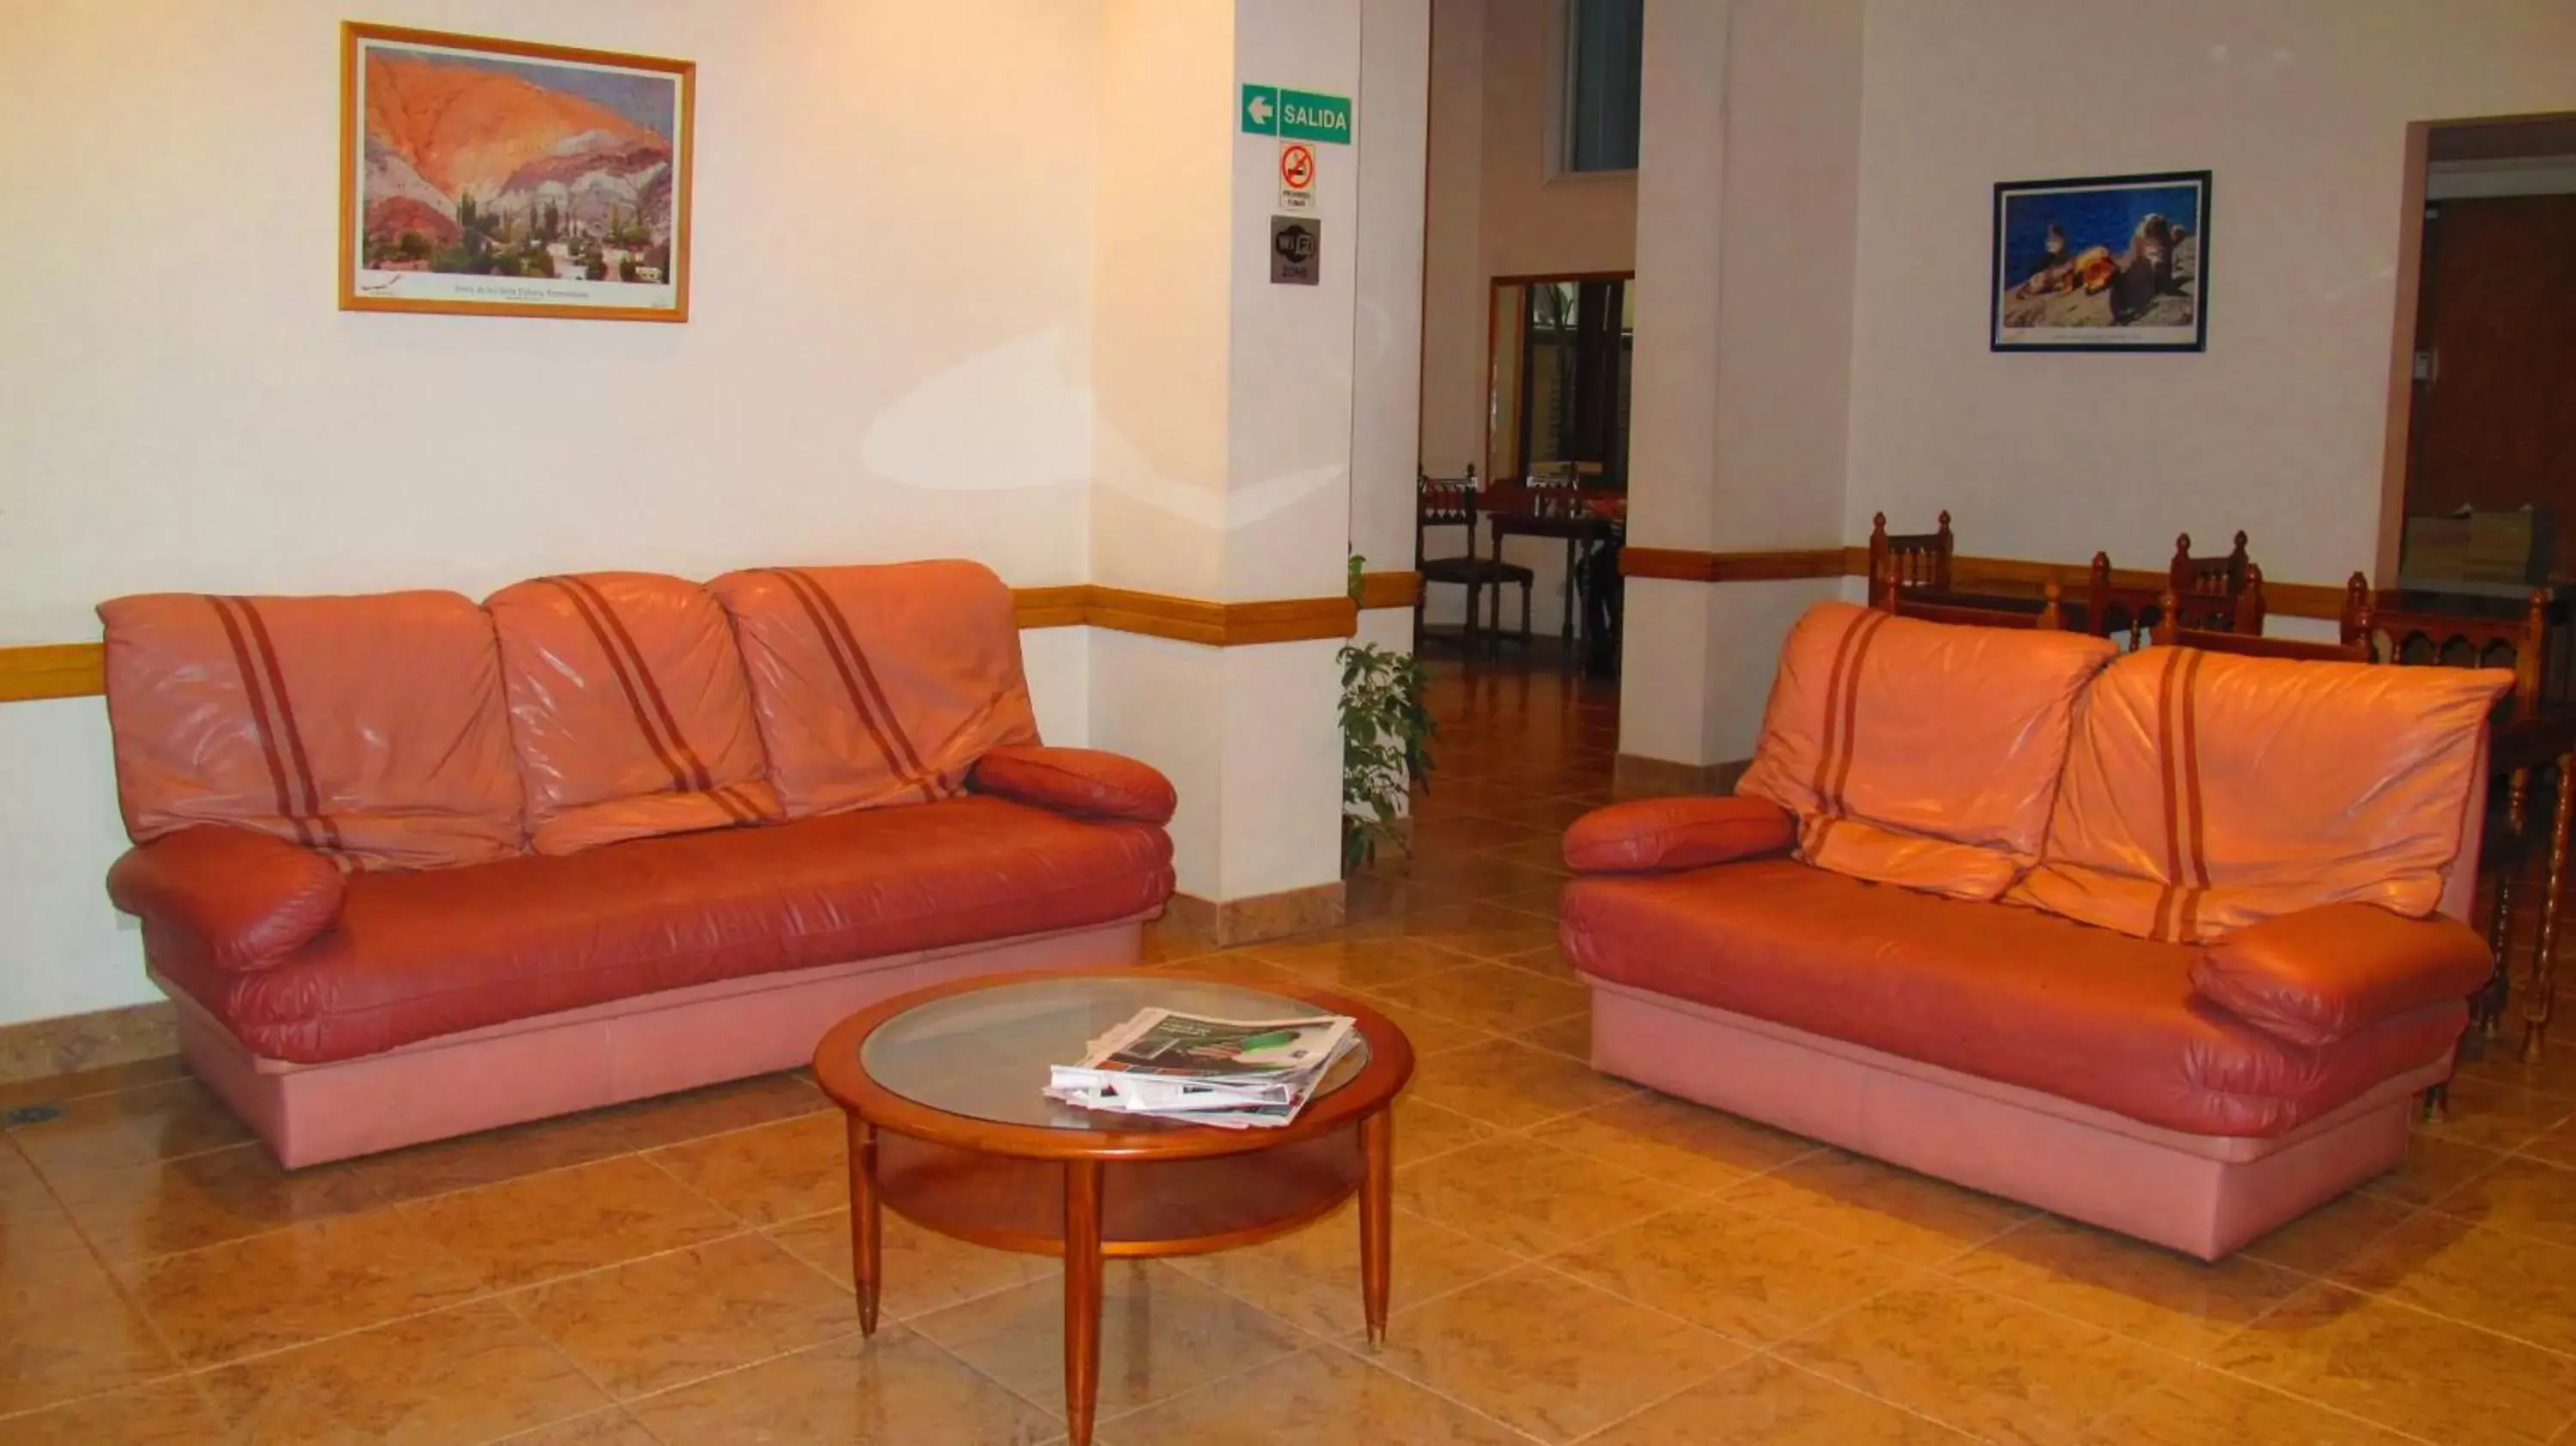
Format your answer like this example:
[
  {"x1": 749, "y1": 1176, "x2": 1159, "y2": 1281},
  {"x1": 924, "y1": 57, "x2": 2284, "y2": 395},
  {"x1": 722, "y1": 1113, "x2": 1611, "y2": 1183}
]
[
  {"x1": 99, "y1": 562, "x2": 1176, "y2": 1167},
  {"x1": 1560, "y1": 601, "x2": 2506, "y2": 1259}
]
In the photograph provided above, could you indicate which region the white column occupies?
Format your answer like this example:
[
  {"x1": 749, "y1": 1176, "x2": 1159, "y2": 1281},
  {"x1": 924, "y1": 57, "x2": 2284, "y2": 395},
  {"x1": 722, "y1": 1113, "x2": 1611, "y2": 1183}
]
[{"x1": 1352, "y1": 0, "x2": 1431, "y2": 653}]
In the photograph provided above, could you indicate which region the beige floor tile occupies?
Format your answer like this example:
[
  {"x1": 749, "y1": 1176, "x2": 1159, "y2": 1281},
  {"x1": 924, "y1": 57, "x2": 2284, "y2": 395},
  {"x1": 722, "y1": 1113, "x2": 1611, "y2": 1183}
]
[
  {"x1": 627, "y1": 1328, "x2": 1059, "y2": 1444},
  {"x1": 1513, "y1": 1013, "x2": 1592, "y2": 1060},
  {"x1": 1476, "y1": 834, "x2": 1576, "y2": 876},
  {"x1": 0, "y1": 1056, "x2": 191, "y2": 1114},
  {"x1": 1405, "y1": 1037, "x2": 1638, "y2": 1129},
  {"x1": 517, "y1": 1232, "x2": 857, "y2": 1400},
  {"x1": 1586, "y1": 1355, "x2": 1978, "y2": 1444},
  {"x1": 1364, "y1": 1263, "x2": 1746, "y2": 1444},
  {"x1": 118, "y1": 1207, "x2": 485, "y2": 1366},
  {"x1": 354, "y1": 1073, "x2": 826, "y2": 1205},
  {"x1": 197, "y1": 1297, "x2": 608, "y2": 1443},
  {"x1": 1166, "y1": 1200, "x2": 1519, "y2": 1339},
  {"x1": 2237, "y1": 1190, "x2": 2420, "y2": 1276},
  {"x1": 765, "y1": 1206, "x2": 1060, "y2": 1321},
  {"x1": 1373, "y1": 902, "x2": 1564, "y2": 962},
  {"x1": 1369, "y1": 961, "x2": 1593, "y2": 1036},
  {"x1": 2360, "y1": 1132, "x2": 2511, "y2": 1206},
  {"x1": 1528, "y1": 1092, "x2": 1816, "y2": 1194},
  {"x1": 1249, "y1": 936, "x2": 1487, "y2": 993},
  {"x1": 647, "y1": 1109, "x2": 849, "y2": 1226},
  {"x1": 2421, "y1": 1074, "x2": 2576, "y2": 1153},
  {"x1": 2530, "y1": 1118, "x2": 2576, "y2": 1170},
  {"x1": 910, "y1": 1260, "x2": 1308, "y2": 1419},
  {"x1": 10, "y1": 1079, "x2": 252, "y2": 1176},
  {"x1": 1775, "y1": 1279, "x2": 2181, "y2": 1446},
  {"x1": 2433, "y1": 1155, "x2": 2576, "y2": 1249},
  {"x1": 1394, "y1": 1136, "x2": 1674, "y2": 1255},
  {"x1": 0, "y1": 1145, "x2": 110, "y2": 1287},
  {"x1": 0, "y1": 1377, "x2": 226, "y2": 1445},
  {"x1": 1363, "y1": 997, "x2": 1500, "y2": 1058},
  {"x1": 1388, "y1": 1096, "x2": 1502, "y2": 1166},
  {"x1": 2075, "y1": 1366, "x2": 2420, "y2": 1446},
  {"x1": 43, "y1": 1142, "x2": 383, "y2": 1262},
  {"x1": 2333, "y1": 1212, "x2": 2576, "y2": 1355},
  {"x1": 1551, "y1": 1200, "x2": 1908, "y2": 1346},
  {"x1": 1495, "y1": 940, "x2": 1577, "y2": 980},
  {"x1": 489, "y1": 1410, "x2": 664, "y2": 1445},
  {"x1": 1712, "y1": 1151, "x2": 2028, "y2": 1267},
  {"x1": 1940, "y1": 1215, "x2": 2309, "y2": 1358},
  {"x1": 0, "y1": 1267, "x2": 181, "y2": 1414},
  {"x1": 2214, "y1": 1281, "x2": 2576, "y2": 1446},
  {"x1": 400, "y1": 1154, "x2": 742, "y2": 1291},
  {"x1": 1097, "y1": 1345, "x2": 1528, "y2": 1445}
]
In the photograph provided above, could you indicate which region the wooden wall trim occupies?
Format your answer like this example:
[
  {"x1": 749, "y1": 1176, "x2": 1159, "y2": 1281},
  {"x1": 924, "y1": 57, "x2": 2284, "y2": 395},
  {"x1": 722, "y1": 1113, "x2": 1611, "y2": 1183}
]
[
  {"x1": 0, "y1": 644, "x2": 106, "y2": 703},
  {"x1": 1613, "y1": 545, "x2": 2350, "y2": 621},
  {"x1": 0, "y1": 585, "x2": 1362, "y2": 704},
  {"x1": 1356, "y1": 570, "x2": 1421, "y2": 611}
]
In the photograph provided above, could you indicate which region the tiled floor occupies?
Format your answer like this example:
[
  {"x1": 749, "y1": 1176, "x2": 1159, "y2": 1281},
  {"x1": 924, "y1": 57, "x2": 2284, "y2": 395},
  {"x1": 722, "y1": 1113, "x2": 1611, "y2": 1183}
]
[{"x1": 9, "y1": 657, "x2": 2576, "y2": 1443}]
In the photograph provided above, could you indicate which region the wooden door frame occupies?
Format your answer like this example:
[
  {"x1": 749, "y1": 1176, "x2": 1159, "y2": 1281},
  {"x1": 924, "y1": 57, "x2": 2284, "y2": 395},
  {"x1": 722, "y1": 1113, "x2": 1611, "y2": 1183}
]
[{"x1": 2378, "y1": 112, "x2": 2576, "y2": 585}]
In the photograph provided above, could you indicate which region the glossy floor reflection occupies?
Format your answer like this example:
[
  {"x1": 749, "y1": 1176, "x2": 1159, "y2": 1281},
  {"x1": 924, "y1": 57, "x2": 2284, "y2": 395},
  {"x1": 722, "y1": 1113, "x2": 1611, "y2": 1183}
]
[{"x1": 7, "y1": 656, "x2": 2576, "y2": 1443}]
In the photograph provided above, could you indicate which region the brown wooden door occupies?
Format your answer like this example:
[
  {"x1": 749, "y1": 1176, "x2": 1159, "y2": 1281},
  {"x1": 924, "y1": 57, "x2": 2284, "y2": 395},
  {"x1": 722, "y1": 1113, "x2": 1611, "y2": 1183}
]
[{"x1": 2409, "y1": 195, "x2": 2576, "y2": 577}]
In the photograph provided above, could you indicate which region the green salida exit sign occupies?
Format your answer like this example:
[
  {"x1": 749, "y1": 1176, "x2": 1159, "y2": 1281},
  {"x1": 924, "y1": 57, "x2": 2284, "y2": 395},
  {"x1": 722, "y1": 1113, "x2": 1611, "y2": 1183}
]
[{"x1": 1241, "y1": 84, "x2": 1352, "y2": 144}]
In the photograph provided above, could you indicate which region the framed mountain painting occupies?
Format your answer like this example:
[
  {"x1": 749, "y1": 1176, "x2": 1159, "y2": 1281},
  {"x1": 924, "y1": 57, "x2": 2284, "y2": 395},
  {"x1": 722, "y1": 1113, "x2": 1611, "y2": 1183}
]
[
  {"x1": 1991, "y1": 170, "x2": 2209, "y2": 352},
  {"x1": 339, "y1": 24, "x2": 694, "y2": 321}
]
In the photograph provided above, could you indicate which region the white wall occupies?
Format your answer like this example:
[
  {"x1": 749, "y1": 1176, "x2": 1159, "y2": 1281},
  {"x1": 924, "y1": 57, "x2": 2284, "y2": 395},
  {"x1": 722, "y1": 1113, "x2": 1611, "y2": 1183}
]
[
  {"x1": 0, "y1": 0, "x2": 1104, "y2": 1026},
  {"x1": 1844, "y1": 0, "x2": 2576, "y2": 590},
  {"x1": 1418, "y1": 0, "x2": 1637, "y2": 629}
]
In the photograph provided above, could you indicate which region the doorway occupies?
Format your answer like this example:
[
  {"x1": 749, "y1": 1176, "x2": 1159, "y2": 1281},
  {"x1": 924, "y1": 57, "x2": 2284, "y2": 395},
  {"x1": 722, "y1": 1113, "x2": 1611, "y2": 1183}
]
[{"x1": 1485, "y1": 273, "x2": 1636, "y2": 486}]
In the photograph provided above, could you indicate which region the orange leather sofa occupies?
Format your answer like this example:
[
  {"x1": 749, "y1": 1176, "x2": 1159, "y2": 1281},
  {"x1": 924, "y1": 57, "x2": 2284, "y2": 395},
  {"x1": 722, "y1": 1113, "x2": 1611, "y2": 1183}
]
[
  {"x1": 1562, "y1": 602, "x2": 2504, "y2": 1259},
  {"x1": 99, "y1": 562, "x2": 1175, "y2": 1167}
]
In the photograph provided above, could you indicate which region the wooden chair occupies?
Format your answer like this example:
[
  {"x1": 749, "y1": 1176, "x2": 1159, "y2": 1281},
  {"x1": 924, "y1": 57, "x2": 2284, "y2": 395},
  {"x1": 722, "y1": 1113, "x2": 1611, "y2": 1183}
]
[
  {"x1": 2343, "y1": 574, "x2": 2552, "y2": 1034},
  {"x1": 1415, "y1": 467, "x2": 1532, "y2": 659},
  {"x1": 2083, "y1": 552, "x2": 2163, "y2": 647},
  {"x1": 1868, "y1": 511, "x2": 1954, "y2": 598},
  {"x1": 1874, "y1": 559, "x2": 2063, "y2": 630},
  {"x1": 2146, "y1": 576, "x2": 2361, "y2": 661},
  {"x1": 2166, "y1": 531, "x2": 2255, "y2": 632}
]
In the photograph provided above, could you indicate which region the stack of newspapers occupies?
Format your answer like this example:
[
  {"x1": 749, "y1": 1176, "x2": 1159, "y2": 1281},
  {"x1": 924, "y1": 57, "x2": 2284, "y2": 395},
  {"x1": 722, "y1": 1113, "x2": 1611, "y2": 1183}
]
[{"x1": 1047, "y1": 1007, "x2": 1360, "y2": 1128}]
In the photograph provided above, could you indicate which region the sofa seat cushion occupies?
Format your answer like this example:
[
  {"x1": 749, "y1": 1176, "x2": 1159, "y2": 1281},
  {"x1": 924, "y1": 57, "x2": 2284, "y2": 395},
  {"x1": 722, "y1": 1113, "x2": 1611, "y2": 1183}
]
[
  {"x1": 1737, "y1": 602, "x2": 2116, "y2": 901},
  {"x1": 155, "y1": 795, "x2": 1173, "y2": 1064},
  {"x1": 1561, "y1": 859, "x2": 2465, "y2": 1138}
]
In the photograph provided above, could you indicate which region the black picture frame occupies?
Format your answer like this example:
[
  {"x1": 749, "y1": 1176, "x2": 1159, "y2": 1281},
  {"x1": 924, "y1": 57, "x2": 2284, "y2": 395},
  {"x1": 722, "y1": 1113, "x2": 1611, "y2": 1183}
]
[{"x1": 1990, "y1": 169, "x2": 2210, "y2": 353}]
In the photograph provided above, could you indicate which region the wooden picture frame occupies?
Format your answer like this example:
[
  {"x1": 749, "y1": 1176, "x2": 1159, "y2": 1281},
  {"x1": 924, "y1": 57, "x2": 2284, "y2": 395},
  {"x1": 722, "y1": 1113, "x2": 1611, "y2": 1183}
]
[
  {"x1": 1991, "y1": 170, "x2": 2210, "y2": 353},
  {"x1": 339, "y1": 23, "x2": 694, "y2": 322}
]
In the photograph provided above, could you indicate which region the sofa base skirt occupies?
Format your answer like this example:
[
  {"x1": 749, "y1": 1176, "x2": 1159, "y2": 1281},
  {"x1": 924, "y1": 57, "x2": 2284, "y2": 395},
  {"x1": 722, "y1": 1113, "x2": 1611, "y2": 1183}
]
[
  {"x1": 1584, "y1": 978, "x2": 2449, "y2": 1261},
  {"x1": 162, "y1": 917, "x2": 1151, "y2": 1169}
]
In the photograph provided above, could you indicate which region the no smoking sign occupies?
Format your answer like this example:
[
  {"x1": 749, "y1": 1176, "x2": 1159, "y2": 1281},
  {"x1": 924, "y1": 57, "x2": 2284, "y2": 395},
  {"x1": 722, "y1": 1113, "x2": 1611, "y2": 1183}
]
[{"x1": 1277, "y1": 141, "x2": 1317, "y2": 213}]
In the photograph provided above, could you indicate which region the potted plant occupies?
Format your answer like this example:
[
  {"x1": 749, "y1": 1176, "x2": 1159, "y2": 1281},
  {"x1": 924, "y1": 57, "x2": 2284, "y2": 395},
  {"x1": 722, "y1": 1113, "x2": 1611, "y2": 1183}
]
[{"x1": 1340, "y1": 556, "x2": 1437, "y2": 872}]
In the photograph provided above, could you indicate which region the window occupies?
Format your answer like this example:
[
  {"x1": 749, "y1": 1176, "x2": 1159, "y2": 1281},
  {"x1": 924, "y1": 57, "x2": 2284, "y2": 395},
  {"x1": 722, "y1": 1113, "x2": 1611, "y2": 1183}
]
[
  {"x1": 1564, "y1": 0, "x2": 1643, "y2": 173},
  {"x1": 1498, "y1": 276, "x2": 1633, "y2": 485}
]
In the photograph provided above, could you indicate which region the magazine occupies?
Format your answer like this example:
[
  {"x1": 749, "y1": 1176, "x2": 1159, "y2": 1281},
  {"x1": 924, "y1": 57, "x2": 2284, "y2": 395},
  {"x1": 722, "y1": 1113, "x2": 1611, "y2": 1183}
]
[{"x1": 1047, "y1": 1008, "x2": 1359, "y2": 1129}]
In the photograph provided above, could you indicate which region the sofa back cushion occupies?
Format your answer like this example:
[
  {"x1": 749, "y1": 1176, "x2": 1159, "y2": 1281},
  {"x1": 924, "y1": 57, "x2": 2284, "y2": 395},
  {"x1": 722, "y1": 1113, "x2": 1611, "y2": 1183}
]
[
  {"x1": 99, "y1": 591, "x2": 524, "y2": 869},
  {"x1": 1738, "y1": 601, "x2": 2117, "y2": 899},
  {"x1": 484, "y1": 573, "x2": 781, "y2": 854},
  {"x1": 2009, "y1": 647, "x2": 2507, "y2": 942},
  {"x1": 707, "y1": 561, "x2": 1039, "y2": 817}
]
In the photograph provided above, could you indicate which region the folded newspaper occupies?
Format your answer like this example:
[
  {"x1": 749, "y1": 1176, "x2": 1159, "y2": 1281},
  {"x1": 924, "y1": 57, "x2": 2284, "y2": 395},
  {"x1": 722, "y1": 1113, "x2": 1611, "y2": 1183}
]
[{"x1": 1048, "y1": 1007, "x2": 1359, "y2": 1128}]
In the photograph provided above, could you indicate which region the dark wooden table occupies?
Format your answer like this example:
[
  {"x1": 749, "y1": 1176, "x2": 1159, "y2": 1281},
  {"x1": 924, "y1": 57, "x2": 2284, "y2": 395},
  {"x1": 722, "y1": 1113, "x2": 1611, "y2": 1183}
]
[
  {"x1": 2482, "y1": 705, "x2": 2576, "y2": 1060},
  {"x1": 1485, "y1": 506, "x2": 1624, "y2": 653},
  {"x1": 811, "y1": 969, "x2": 1414, "y2": 1446}
]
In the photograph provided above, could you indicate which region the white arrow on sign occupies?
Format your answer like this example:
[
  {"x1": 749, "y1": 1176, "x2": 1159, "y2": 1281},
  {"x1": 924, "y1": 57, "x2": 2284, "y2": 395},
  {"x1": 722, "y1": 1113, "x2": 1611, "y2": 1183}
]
[{"x1": 1247, "y1": 93, "x2": 1274, "y2": 127}]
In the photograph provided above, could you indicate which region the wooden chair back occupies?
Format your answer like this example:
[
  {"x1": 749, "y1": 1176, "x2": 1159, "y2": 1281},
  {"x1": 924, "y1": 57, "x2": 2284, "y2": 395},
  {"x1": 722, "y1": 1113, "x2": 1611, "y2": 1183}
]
[
  {"x1": 1868, "y1": 511, "x2": 1954, "y2": 595},
  {"x1": 1874, "y1": 559, "x2": 2063, "y2": 630},
  {"x1": 2165, "y1": 531, "x2": 2254, "y2": 629},
  {"x1": 2342, "y1": 573, "x2": 2548, "y2": 720},
  {"x1": 2148, "y1": 578, "x2": 2367, "y2": 661},
  {"x1": 1416, "y1": 466, "x2": 1479, "y2": 564},
  {"x1": 2083, "y1": 551, "x2": 2164, "y2": 647}
]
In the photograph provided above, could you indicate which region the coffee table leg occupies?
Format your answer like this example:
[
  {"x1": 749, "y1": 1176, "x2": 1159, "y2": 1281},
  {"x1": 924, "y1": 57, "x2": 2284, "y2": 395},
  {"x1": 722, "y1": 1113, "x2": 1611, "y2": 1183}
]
[
  {"x1": 844, "y1": 1117, "x2": 882, "y2": 1336},
  {"x1": 1360, "y1": 1108, "x2": 1394, "y2": 1345},
  {"x1": 1064, "y1": 1158, "x2": 1105, "y2": 1446}
]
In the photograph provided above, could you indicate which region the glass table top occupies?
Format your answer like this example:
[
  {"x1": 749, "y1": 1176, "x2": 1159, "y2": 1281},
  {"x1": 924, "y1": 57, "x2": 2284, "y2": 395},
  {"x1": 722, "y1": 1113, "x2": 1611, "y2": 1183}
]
[{"x1": 859, "y1": 975, "x2": 1370, "y2": 1131}]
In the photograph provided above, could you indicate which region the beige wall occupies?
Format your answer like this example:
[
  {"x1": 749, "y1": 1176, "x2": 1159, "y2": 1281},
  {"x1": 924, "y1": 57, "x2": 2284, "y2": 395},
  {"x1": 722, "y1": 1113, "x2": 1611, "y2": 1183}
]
[
  {"x1": 1419, "y1": 0, "x2": 1637, "y2": 623},
  {"x1": 1845, "y1": 0, "x2": 2576, "y2": 590}
]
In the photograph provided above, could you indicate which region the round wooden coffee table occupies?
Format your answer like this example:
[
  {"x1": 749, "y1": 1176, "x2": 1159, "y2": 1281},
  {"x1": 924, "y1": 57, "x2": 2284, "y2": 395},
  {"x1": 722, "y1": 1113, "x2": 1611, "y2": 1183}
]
[{"x1": 811, "y1": 969, "x2": 1414, "y2": 1446}]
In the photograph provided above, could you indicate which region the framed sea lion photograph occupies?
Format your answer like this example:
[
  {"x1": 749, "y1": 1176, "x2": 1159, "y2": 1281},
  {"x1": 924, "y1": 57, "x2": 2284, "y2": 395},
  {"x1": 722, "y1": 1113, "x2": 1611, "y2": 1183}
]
[{"x1": 1991, "y1": 170, "x2": 2210, "y2": 352}]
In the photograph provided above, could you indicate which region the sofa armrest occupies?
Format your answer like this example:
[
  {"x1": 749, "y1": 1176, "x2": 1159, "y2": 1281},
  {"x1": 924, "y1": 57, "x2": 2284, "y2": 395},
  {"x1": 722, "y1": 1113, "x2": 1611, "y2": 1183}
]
[
  {"x1": 1563, "y1": 795, "x2": 1797, "y2": 874},
  {"x1": 105, "y1": 826, "x2": 344, "y2": 971},
  {"x1": 970, "y1": 745, "x2": 1177, "y2": 824},
  {"x1": 2190, "y1": 903, "x2": 2492, "y2": 1048}
]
